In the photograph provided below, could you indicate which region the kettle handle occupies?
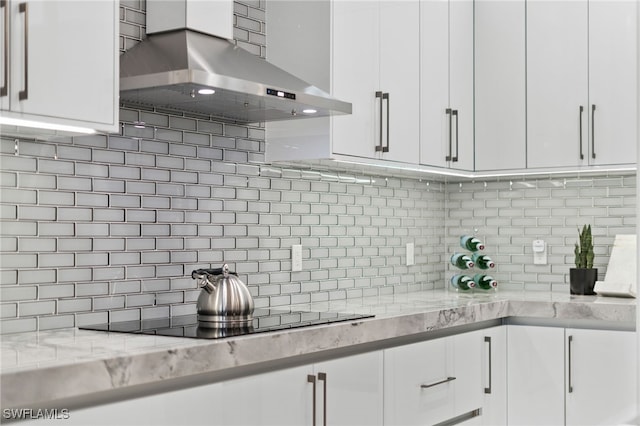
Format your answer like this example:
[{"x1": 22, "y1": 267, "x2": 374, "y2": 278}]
[{"x1": 191, "y1": 268, "x2": 238, "y2": 279}]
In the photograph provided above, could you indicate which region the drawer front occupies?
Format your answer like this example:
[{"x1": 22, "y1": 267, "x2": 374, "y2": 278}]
[{"x1": 384, "y1": 334, "x2": 482, "y2": 425}]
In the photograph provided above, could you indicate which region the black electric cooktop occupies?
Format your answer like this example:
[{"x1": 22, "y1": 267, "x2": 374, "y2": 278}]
[{"x1": 79, "y1": 309, "x2": 375, "y2": 339}]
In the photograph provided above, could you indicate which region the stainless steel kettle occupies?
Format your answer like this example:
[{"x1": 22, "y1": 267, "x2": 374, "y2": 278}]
[{"x1": 191, "y1": 264, "x2": 255, "y2": 329}]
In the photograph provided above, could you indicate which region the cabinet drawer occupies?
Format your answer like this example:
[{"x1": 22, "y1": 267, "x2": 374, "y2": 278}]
[{"x1": 384, "y1": 333, "x2": 482, "y2": 425}]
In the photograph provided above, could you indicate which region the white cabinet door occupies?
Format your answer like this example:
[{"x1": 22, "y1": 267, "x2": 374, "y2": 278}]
[
  {"x1": 384, "y1": 332, "x2": 483, "y2": 426},
  {"x1": 448, "y1": 0, "x2": 474, "y2": 171},
  {"x1": 314, "y1": 351, "x2": 384, "y2": 426},
  {"x1": 216, "y1": 351, "x2": 384, "y2": 426},
  {"x1": 268, "y1": 1, "x2": 420, "y2": 166},
  {"x1": 419, "y1": 0, "x2": 450, "y2": 169},
  {"x1": 215, "y1": 365, "x2": 312, "y2": 426},
  {"x1": 333, "y1": 1, "x2": 420, "y2": 163},
  {"x1": 420, "y1": 0, "x2": 473, "y2": 171},
  {"x1": 378, "y1": 1, "x2": 420, "y2": 164},
  {"x1": 451, "y1": 331, "x2": 484, "y2": 419},
  {"x1": 474, "y1": 0, "x2": 526, "y2": 172},
  {"x1": 0, "y1": 0, "x2": 8, "y2": 112},
  {"x1": 588, "y1": 0, "x2": 637, "y2": 166},
  {"x1": 331, "y1": 1, "x2": 379, "y2": 160},
  {"x1": 565, "y1": 328, "x2": 638, "y2": 426},
  {"x1": 3, "y1": 0, "x2": 118, "y2": 133},
  {"x1": 527, "y1": 0, "x2": 636, "y2": 170},
  {"x1": 480, "y1": 326, "x2": 507, "y2": 426},
  {"x1": 507, "y1": 325, "x2": 565, "y2": 425},
  {"x1": 526, "y1": 0, "x2": 589, "y2": 169}
]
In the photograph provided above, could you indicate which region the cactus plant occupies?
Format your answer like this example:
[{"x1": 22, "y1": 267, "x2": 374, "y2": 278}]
[{"x1": 574, "y1": 224, "x2": 594, "y2": 269}]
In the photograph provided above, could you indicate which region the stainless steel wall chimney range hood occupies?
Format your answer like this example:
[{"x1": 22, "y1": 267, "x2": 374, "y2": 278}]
[{"x1": 119, "y1": 0, "x2": 351, "y2": 123}]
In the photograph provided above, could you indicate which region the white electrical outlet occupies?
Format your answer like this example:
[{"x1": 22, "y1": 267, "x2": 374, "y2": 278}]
[
  {"x1": 406, "y1": 243, "x2": 415, "y2": 266},
  {"x1": 532, "y1": 239, "x2": 547, "y2": 265},
  {"x1": 292, "y1": 244, "x2": 303, "y2": 272}
]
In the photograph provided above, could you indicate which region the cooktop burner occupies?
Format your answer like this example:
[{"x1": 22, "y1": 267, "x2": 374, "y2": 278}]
[{"x1": 79, "y1": 309, "x2": 374, "y2": 339}]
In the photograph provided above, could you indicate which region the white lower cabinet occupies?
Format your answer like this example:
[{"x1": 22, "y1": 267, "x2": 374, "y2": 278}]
[
  {"x1": 507, "y1": 325, "x2": 638, "y2": 426},
  {"x1": 480, "y1": 326, "x2": 507, "y2": 426},
  {"x1": 384, "y1": 326, "x2": 506, "y2": 426},
  {"x1": 207, "y1": 350, "x2": 384, "y2": 426},
  {"x1": 28, "y1": 351, "x2": 383, "y2": 426},
  {"x1": 565, "y1": 328, "x2": 638, "y2": 426},
  {"x1": 507, "y1": 325, "x2": 565, "y2": 425}
]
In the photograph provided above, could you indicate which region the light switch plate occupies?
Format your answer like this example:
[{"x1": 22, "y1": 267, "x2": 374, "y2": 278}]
[{"x1": 292, "y1": 245, "x2": 303, "y2": 271}]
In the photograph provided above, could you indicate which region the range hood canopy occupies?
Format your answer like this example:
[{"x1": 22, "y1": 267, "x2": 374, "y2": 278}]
[{"x1": 119, "y1": 1, "x2": 351, "y2": 123}]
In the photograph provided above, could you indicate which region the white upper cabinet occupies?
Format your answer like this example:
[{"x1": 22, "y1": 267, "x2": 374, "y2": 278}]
[
  {"x1": 527, "y1": 0, "x2": 589, "y2": 169},
  {"x1": 587, "y1": 0, "x2": 637, "y2": 166},
  {"x1": 527, "y1": 0, "x2": 636, "y2": 169},
  {"x1": 331, "y1": 1, "x2": 380, "y2": 160},
  {"x1": 420, "y1": 0, "x2": 474, "y2": 171},
  {"x1": 266, "y1": 0, "x2": 420, "y2": 166},
  {"x1": 376, "y1": 1, "x2": 420, "y2": 164},
  {"x1": 0, "y1": 0, "x2": 119, "y2": 134},
  {"x1": 267, "y1": 0, "x2": 636, "y2": 176},
  {"x1": 474, "y1": 0, "x2": 526, "y2": 172}
]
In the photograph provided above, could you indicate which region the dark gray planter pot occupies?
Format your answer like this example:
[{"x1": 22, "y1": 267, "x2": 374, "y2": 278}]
[{"x1": 569, "y1": 268, "x2": 598, "y2": 295}]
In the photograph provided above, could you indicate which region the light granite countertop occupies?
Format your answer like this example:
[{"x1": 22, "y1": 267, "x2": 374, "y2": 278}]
[{"x1": 1, "y1": 289, "x2": 636, "y2": 410}]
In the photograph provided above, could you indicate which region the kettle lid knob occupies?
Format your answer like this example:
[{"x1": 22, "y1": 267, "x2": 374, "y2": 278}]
[{"x1": 222, "y1": 263, "x2": 230, "y2": 277}]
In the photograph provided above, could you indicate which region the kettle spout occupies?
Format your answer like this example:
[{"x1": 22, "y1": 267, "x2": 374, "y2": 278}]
[
  {"x1": 200, "y1": 279, "x2": 216, "y2": 294},
  {"x1": 191, "y1": 269, "x2": 217, "y2": 294}
]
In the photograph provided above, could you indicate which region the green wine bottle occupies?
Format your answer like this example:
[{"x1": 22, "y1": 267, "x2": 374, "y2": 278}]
[
  {"x1": 460, "y1": 235, "x2": 485, "y2": 251},
  {"x1": 451, "y1": 274, "x2": 476, "y2": 291},
  {"x1": 473, "y1": 274, "x2": 497, "y2": 290},
  {"x1": 450, "y1": 253, "x2": 474, "y2": 269},
  {"x1": 471, "y1": 253, "x2": 495, "y2": 269}
]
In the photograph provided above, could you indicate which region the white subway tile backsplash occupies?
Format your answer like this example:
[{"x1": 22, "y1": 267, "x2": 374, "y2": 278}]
[
  {"x1": 0, "y1": 318, "x2": 37, "y2": 334},
  {"x1": 0, "y1": 1, "x2": 634, "y2": 334},
  {"x1": 76, "y1": 223, "x2": 109, "y2": 236},
  {"x1": 76, "y1": 193, "x2": 109, "y2": 207},
  {"x1": 110, "y1": 309, "x2": 141, "y2": 322}
]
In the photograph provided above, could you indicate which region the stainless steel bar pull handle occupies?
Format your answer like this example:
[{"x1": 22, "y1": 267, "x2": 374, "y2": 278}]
[
  {"x1": 445, "y1": 108, "x2": 453, "y2": 161},
  {"x1": 318, "y1": 372, "x2": 327, "y2": 426},
  {"x1": 375, "y1": 91, "x2": 384, "y2": 153},
  {"x1": 484, "y1": 336, "x2": 492, "y2": 394},
  {"x1": 568, "y1": 335, "x2": 574, "y2": 393},
  {"x1": 591, "y1": 104, "x2": 596, "y2": 159},
  {"x1": 452, "y1": 109, "x2": 459, "y2": 162},
  {"x1": 579, "y1": 106, "x2": 584, "y2": 159},
  {"x1": 381, "y1": 92, "x2": 390, "y2": 152},
  {"x1": 420, "y1": 376, "x2": 456, "y2": 389},
  {"x1": 307, "y1": 374, "x2": 317, "y2": 426},
  {"x1": 1, "y1": 0, "x2": 7, "y2": 97},
  {"x1": 18, "y1": 2, "x2": 28, "y2": 101}
]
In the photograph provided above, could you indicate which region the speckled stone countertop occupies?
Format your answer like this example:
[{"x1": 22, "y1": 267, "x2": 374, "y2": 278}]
[{"x1": 1, "y1": 289, "x2": 636, "y2": 410}]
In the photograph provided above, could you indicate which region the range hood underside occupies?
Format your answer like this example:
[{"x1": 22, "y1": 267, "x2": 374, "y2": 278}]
[
  {"x1": 119, "y1": 31, "x2": 351, "y2": 123},
  {"x1": 120, "y1": 79, "x2": 347, "y2": 123}
]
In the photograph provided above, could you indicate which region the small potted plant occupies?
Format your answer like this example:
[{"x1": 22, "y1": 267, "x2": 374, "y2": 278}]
[{"x1": 570, "y1": 224, "x2": 597, "y2": 295}]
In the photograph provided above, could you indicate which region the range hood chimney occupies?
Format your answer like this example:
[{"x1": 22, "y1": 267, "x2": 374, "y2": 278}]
[{"x1": 119, "y1": 0, "x2": 351, "y2": 123}]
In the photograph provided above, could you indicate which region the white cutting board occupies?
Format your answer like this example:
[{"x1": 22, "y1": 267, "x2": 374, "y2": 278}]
[{"x1": 594, "y1": 234, "x2": 637, "y2": 298}]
